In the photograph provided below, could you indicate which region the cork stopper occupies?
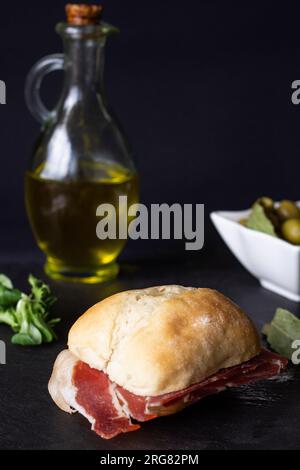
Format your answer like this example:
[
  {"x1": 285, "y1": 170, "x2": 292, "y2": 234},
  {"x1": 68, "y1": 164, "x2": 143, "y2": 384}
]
[{"x1": 66, "y1": 4, "x2": 103, "y2": 25}]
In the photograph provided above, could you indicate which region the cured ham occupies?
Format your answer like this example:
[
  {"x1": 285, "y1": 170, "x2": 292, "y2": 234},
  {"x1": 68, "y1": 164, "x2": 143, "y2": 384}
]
[
  {"x1": 148, "y1": 348, "x2": 287, "y2": 408},
  {"x1": 73, "y1": 361, "x2": 140, "y2": 439},
  {"x1": 71, "y1": 349, "x2": 287, "y2": 439}
]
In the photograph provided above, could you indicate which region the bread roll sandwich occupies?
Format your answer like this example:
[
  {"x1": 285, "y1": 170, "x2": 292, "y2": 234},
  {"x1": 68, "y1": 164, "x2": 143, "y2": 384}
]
[{"x1": 48, "y1": 286, "x2": 287, "y2": 439}]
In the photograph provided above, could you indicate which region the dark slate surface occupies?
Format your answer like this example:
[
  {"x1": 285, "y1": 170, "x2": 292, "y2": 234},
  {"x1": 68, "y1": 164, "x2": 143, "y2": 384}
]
[{"x1": 0, "y1": 248, "x2": 299, "y2": 450}]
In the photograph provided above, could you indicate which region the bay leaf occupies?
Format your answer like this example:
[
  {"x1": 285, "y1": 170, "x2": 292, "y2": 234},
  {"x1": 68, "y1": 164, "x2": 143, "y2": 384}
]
[
  {"x1": 264, "y1": 308, "x2": 300, "y2": 360},
  {"x1": 246, "y1": 203, "x2": 277, "y2": 237}
]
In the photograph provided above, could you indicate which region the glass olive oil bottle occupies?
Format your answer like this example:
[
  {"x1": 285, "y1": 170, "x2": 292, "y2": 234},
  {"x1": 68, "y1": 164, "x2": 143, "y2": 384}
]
[{"x1": 25, "y1": 5, "x2": 139, "y2": 283}]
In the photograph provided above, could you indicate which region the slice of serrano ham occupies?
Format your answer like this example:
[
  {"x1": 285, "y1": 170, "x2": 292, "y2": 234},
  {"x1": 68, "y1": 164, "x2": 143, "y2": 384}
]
[
  {"x1": 73, "y1": 361, "x2": 140, "y2": 439},
  {"x1": 49, "y1": 349, "x2": 287, "y2": 440},
  {"x1": 147, "y1": 348, "x2": 287, "y2": 408}
]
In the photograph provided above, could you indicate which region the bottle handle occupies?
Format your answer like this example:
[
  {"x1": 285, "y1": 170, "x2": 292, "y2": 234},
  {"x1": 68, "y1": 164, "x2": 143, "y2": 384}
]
[{"x1": 25, "y1": 54, "x2": 64, "y2": 125}]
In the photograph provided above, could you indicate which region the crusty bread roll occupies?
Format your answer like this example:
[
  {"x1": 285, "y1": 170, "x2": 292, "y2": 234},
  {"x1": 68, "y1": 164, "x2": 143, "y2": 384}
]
[{"x1": 68, "y1": 286, "x2": 260, "y2": 396}]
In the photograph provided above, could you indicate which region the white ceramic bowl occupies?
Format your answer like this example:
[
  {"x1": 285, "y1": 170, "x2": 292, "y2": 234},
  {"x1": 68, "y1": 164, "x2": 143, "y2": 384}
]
[{"x1": 210, "y1": 208, "x2": 300, "y2": 302}]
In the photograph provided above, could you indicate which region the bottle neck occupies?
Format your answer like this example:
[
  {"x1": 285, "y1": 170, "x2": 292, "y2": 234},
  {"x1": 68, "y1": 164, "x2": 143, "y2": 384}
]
[{"x1": 62, "y1": 36, "x2": 106, "y2": 93}]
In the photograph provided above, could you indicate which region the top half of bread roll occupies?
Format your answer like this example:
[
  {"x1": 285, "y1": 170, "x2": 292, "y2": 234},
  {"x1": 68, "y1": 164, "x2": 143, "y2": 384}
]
[{"x1": 68, "y1": 286, "x2": 260, "y2": 396}]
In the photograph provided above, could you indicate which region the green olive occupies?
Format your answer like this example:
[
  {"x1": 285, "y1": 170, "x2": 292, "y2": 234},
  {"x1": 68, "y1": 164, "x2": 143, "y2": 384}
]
[
  {"x1": 239, "y1": 218, "x2": 248, "y2": 226},
  {"x1": 282, "y1": 218, "x2": 300, "y2": 244},
  {"x1": 277, "y1": 200, "x2": 300, "y2": 222},
  {"x1": 256, "y1": 197, "x2": 274, "y2": 210}
]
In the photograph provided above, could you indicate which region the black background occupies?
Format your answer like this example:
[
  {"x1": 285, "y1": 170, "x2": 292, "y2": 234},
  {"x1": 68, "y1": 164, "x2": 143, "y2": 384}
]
[{"x1": 1, "y1": 0, "x2": 300, "y2": 259}]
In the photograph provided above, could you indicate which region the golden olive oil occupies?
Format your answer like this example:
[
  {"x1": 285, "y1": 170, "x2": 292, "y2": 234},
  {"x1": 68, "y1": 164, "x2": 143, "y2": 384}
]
[{"x1": 25, "y1": 166, "x2": 139, "y2": 283}]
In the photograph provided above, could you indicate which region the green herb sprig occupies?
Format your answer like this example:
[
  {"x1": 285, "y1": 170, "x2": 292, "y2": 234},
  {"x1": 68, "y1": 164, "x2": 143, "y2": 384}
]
[{"x1": 0, "y1": 274, "x2": 60, "y2": 346}]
